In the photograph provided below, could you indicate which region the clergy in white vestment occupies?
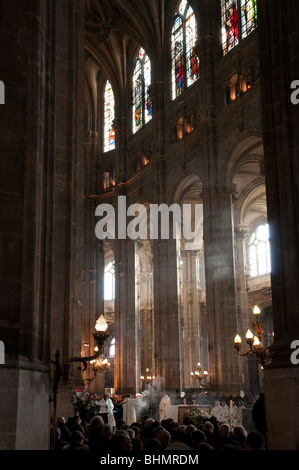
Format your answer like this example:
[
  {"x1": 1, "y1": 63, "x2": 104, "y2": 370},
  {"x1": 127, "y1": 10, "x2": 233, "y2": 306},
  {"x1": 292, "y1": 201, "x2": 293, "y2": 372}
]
[
  {"x1": 159, "y1": 391, "x2": 171, "y2": 421},
  {"x1": 220, "y1": 401, "x2": 230, "y2": 423},
  {"x1": 97, "y1": 396, "x2": 107, "y2": 414},
  {"x1": 211, "y1": 401, "x2": 222, "y2": 421},
  {"x1": 105, "y1": 393, "x2": 116, "y2": 427}
]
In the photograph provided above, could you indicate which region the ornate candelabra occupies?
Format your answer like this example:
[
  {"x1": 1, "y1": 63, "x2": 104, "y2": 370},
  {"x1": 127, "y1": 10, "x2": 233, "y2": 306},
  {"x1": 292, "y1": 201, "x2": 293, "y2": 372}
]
[
  {"x1": 234, "y1": 305, "x2": 272, "y2": 367},
  {"x1": 190, "y1": 362, "x2": 209, "y2": 389},
  {"x1": 50, "y1": 314, "x2": 110, "y2": 449}
]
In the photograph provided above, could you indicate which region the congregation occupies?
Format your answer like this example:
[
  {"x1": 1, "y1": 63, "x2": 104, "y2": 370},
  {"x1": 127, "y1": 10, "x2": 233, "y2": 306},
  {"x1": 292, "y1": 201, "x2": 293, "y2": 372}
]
[{"x1": 53, "y1": 393, "x2": 266, "y2": 453}]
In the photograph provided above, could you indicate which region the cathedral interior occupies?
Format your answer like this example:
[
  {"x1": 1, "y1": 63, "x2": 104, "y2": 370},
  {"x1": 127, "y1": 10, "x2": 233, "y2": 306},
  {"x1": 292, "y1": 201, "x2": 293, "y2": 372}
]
[{"x1": 0, "y1": 0, "x2": 299, "y2": 451}]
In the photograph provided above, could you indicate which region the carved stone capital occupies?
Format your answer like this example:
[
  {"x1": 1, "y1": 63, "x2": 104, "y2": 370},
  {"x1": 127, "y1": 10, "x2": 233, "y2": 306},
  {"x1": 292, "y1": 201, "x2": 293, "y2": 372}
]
[
  {"x1": 84, "y1": 130, "x2": 99, "y2": 145},
  {"x1": 215, "y1": 182, "x2": 237, "y2": 197}
]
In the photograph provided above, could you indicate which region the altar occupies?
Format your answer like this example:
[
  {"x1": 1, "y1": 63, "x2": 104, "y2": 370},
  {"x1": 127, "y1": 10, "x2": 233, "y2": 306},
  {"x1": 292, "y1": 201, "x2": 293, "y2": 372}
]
[{"x1": 166, "y1": 405, "x2": 211, "y2": 424}]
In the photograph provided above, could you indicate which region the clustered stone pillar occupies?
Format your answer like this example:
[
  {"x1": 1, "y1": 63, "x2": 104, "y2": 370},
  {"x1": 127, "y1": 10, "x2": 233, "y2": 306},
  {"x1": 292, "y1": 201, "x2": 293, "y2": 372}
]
[
  {"x1": 114, "y1": 236, "x2": 138, "y2": 396},
  {"x1": 180, "y1": 250, "x2": 202, "y2": 388},
  {"x1": 204, "y1": 183, "x2": 240, "y2": 393},
  {"x1": 153, "y1": 239, "x2": 182, "y2": 391},
  {"x1": 257, "y1": 0, "x2": 299, "y2": 450},
  {"x1": 198, "y1": 30, "x2": 240, "y2": 393},
  {"x1": 0, "y1": 1, "x2": 56, "y2": 449}
]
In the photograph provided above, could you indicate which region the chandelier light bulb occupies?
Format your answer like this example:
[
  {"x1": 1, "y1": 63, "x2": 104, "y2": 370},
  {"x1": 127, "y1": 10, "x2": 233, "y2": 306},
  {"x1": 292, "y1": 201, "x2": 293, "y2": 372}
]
[
  {"x1": 253, "y1": 305, "x2": 261, "y2": 316},
  {"x1": 246, "y1": 329, "x2": 254, "y2": 339},
  {"x1": 234, "y1": 334, "x2": 242, "y2": 344},
  {"x1": 95, "y1": 314, "x2": 108, "y2": 332},
  {"x1": 253, "y1": 336, "x2": 260, "y2": 346}
]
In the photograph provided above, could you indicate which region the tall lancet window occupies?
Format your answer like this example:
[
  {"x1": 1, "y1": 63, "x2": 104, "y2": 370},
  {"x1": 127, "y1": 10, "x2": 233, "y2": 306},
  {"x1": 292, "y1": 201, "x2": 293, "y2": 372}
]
[
  {"x1": 132, "y1": 47, "x2": 152, "y2": 134},
  {"x1": 103, "y1": 80, "x2": 115, "y2": 152},
  {"x1": 240, "y1": 0, "x2": 257, "y2": 39},
  {"x1": 221, "y1": 0, "x2": 257, "y2": 55},
  {"x1": 248, "y1": 223, "x2": 271, "y2": 277},
  {"x1": 221, "y1": 0, "x2": 239, "y2": 55},
  {"x1": 171, "y1": 0, "x2": 199, "y2": 100}
]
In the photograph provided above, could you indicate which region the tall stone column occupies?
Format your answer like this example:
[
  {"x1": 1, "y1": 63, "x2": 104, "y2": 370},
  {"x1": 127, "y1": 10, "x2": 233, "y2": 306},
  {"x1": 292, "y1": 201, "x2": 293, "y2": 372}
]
[
  {"x1": 82, "y1": 130, "x2": 106, "y2": 391},
  {"x1": 181, "y1": 250, "x2": 201, "y2": 389},
  {"x1": 0, "y1": 1, "x2": 57, "y2": 449},
  {"x1": 197, "y1": 30, "x2": 240, "y2": 392},
  {"x1": 257, "y1": 0, "x2": 299, "y2": 450},
  {"x1": 204, "y1": 182, "x2": 240, "y2": 393},
  {"x1": 153, "y1": 239, "x2": 182, "y2": 392},
  {"x1": 114, "y1": 237, "x2": 137, "y2": 395}
]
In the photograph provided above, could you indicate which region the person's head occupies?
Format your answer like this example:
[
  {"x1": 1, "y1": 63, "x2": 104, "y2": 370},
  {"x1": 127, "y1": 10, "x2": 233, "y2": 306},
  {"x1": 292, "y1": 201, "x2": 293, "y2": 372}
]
[
  {"x1": 185, "y1": 424, "x2": 197, "y2": 437},
  {"x1": 233, "y1": 425, "x2": 247, "y2": 438},
  {"x1": 71, "y1": 430, "x2": 84, "y2": 445},
  {"x1": 191, "y1": 430, "x2": 207, "y2": 447},
  {"x1": 176, "y1": 424, "x2": 186, "y2": 433},
  {"x1": 168, "y1": 421, "x2": 179, "y2": 432},
  {"x1": 74, "y1": 415, "x2": 81, "y2": 423},
  {"x1": 90, "y1": 415, "x2": 104, "y2": 429},
  {"x1": 101, "y1": 423, "x2": 113, "y2": 439},
  {"x1": 116, "y1": 419, "x2": 126, "y2": 429},
  {"x1": 126, "y1": 428, "x2": 135, "y2": 439},
  {"x1": 218, "y1": 423, "x2": 230, "y2": 436},
  {"x1": 244, "y1": 431, "x2": 265, "y2": 450},
  {"x1": 120, "y1": 423, "x2": 130, "y2": 431},
  {"x1": 203, "y1": 421, "x2": 214, "y2": 433},
  {"x1": 113, "y1": 432, "x2": 132, "y2": 451},
  {"x1": 155, "y1": 428, "x2": 171, "y2": 448},
  {"x1": 144, "y1": 418, "x2": 155, "y2": 428},
  {"x1": 57, "y1": 416, "x2": 66, "y2": 424}
]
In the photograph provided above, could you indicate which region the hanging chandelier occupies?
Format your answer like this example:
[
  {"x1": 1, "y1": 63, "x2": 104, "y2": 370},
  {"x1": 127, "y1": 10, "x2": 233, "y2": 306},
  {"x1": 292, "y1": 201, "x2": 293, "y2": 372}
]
[
  {"x1": 190, "y1": 362, "x2": 209, "y2": 388},
  {"x1": 90, "y1": 355, "x2": 111, "y2": 375}
]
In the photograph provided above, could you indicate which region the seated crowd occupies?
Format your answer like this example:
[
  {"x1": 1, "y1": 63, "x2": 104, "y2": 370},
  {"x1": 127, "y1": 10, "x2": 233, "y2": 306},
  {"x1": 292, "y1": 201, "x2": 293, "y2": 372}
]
[{"x1": 53, "y1": 413, "x2": 265, "y2": 453}]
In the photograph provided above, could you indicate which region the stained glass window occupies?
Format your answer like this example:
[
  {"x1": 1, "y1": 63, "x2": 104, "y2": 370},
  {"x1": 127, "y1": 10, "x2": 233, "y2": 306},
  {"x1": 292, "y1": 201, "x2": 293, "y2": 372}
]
[
  {"x1": 171, "y1": 1, "x2": 199, "y2": 100},
  {"x1": 221, "y1": 0, "x2": 239, "y2": 55},
  {"x1": 132, "y1": 47, "x2": 152, "y2": 134},
  {"x1": 103, "y1": 80, "x2": 115, "y2": 152},
  {"x1": 221, "y1": 0, "x2": 257, "y2": 55},
  {"x1": 241, "y1": 0, "x2": 257, "y2": 39},
  {"x1": 248, "y1": 223, "x2": 271, "y2": 277}
]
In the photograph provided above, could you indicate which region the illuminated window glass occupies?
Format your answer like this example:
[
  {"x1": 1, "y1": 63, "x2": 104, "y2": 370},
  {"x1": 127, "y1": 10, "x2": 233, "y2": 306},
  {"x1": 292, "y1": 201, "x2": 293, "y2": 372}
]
[
  {"x1": 103, "y1": 80, "x2": 115, "y2": 152},
  {"x1": 221, "y1": 0, "x2": 239, "y2": 55},
  {"x1": 109, "y1": 337, "x2": 115, "y2": 357},
  {"x1": 104, "y1": 262, "x2": 115, "y2": 300},
  {"x1": 241, "y1": 0, "x2": 257, "y2": 39},
  {"x1": 132, "y1": 47, "x2": 152, "y2": 134},
  {"x1": 248, "y1": 223, "x2": 271, "y2": 277},
  {"x1": 171, "y1": 1, "x2": 199, "y2": 100}
]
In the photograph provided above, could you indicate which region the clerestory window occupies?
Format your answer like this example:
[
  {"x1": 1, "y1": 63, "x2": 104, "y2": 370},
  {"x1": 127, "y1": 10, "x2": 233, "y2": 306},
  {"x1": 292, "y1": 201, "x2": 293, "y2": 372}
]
[{"x1": 171, "y1": 0, "x2": 199, "y2": 100}]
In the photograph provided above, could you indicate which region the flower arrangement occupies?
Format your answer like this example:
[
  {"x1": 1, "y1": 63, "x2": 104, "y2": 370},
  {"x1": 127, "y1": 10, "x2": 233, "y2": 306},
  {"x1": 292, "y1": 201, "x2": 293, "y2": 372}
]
[
  {"x1": 186, "y1": 408, "x2": 211, "y2": 427},
  {"x1": 72, "y1": 390, "x2": 100, "y2": 423}
]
